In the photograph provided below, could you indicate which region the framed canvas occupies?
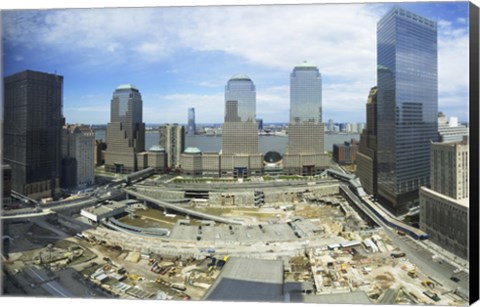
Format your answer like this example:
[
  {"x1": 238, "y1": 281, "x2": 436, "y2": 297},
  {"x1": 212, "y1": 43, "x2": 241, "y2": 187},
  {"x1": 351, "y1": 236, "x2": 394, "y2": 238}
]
[{"x1": 1, "y1": 0, "x2": 479, "y2": 307}]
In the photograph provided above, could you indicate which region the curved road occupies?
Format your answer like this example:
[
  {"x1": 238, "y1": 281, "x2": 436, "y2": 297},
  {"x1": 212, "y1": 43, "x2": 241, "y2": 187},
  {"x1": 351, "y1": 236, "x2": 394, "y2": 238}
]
[{"x1": 125, "y1": 188, "x2": 244, "y2": 225}]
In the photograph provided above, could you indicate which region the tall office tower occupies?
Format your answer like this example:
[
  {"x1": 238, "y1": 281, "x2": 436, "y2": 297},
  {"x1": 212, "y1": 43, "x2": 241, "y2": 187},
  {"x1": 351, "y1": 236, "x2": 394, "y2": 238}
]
[
  {"x1": 284, "y1": 62, "x2": 329, "y2": 176},
  {"x1": 256, "y1": 118, "x2": 263, "y2": 132},
  {"x1": 61, "y1": 124, "x2": 95, "y2": 188},
  {"x1": 159, "y1": 124, "x2": 185, "y2": 169},
  {"x1": 327, "y1": 119, "x2": 334, "y2": 132},
  {"x1": 187, "y1": 107, "x2": 196, "y2": 135},
  {"x1": 376, "y1": 8, "x2": 438, "y2": 214},
  {"x1": 221, "y1": 74, "x2": 261, "y2": 177},
  {"x1": 3, "y1": 70, "x2": 63, "y2": 199},
  {"x1": 356, "y1": 86, "x2": 379, "y2": 195},
  {"x1": 104, "y1": 84, "x2": 145, "y2": 174},
  {"x1": 222, "y1": 74, "x2": 258, "y2": 154},
  {"x1": 420, "y1": 138, "x2": 469, "y2": 259}
]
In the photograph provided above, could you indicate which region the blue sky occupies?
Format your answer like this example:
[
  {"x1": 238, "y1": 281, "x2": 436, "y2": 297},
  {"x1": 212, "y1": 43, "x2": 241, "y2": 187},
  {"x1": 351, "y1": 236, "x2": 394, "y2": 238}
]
[{"x1": 2, "y1": 0, "x2": 472, "y2": 124}]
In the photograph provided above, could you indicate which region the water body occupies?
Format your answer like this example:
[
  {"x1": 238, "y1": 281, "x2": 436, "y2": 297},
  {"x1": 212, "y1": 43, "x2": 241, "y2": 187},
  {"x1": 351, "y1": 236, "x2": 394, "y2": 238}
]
[{"x1": 95, "y1": 130, "x2": 359, "y2": 154}]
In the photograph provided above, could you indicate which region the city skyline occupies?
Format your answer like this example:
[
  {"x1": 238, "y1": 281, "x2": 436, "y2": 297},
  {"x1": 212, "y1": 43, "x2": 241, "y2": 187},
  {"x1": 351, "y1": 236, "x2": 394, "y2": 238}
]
[{"x1": 2, "y1": 1, "x2": 470, "y2": 124}]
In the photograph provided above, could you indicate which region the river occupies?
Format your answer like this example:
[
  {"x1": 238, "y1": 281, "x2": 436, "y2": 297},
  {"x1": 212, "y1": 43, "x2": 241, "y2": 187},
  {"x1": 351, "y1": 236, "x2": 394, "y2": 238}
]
[{"x1": 94, "y1": 130, "x2": 359, "y2": 154}]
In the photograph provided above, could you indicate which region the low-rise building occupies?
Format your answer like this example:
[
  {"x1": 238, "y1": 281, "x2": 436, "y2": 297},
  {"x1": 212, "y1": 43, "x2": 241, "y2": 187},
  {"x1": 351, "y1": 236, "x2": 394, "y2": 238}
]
[
  {"x1": 81, "y1": 201, "x2": 128, "y2": 223},
  {"x1": 180, "y1": 147, "x2": 203, "y2": 177},
  {"x1": 333, "y1": 139, "x2": 358, "y2": 165}
]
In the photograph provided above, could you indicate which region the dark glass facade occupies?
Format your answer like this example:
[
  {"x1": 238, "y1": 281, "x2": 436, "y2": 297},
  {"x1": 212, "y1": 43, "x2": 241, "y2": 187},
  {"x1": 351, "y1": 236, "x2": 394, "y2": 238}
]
[
  {"x1": 3, "y1": 70, "x2": 63, "y2": 198},
  {"x1": 187, "y1": 107, "x2": 196, "y2": 135},
  {"x1": 377, "y1": 7, "x2": 438, "y2": 213}
]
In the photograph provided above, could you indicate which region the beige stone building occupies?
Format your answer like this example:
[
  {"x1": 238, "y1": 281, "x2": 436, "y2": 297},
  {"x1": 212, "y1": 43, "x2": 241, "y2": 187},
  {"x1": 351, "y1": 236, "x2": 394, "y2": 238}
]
[
  {"x1": 180, "y1": 147, "x2": 203, "y2": 177},
  {"x1": 420, "y1": 138, "x2": 469, "y2": 259},
  {"x1": 62, "y1": 124, "x2": 95, "y2": 188},
  {"x1": 104, "y1": 84, "x2": 145, "y2": 174},
  {"x1": 159, "y1": 124, "x2": 185, "y2": 169},
  {"x1": 147, "y1": 145, "x2": 167, "y2": 174},
  {"x1": 430, "y1": 139, "x2": 469, "y2": 200}
]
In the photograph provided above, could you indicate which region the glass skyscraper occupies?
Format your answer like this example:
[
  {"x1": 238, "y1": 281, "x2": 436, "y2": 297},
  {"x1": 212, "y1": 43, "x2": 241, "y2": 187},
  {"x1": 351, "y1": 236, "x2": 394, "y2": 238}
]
[
  {"x1": 105, "y1": 84, "x2": 146, "y2": 173},
  {"x1": 222, "y1": 74, "x2": 258, "y2": 155},
  {"x1": 286, "y1": 62, "x2": 324, "y2": 155},
  {"x1": 289, "y1": 61, "x2": 322, "y2": 124},
  {"x1": 187, "y1": 107, "x2": 196, "y2": 135},
  {"x1": 376, "y1": 7, "x2": 438, "y2": 214},
  {"x1": 3, "y1": 70, "x2": 63, "y2": 199},
  {"x1": 284, "y1": 62, "x2": 328, "y2": 175},
  {"x1": 225, "y1": 74, "x2": 256, "y2": 122}
]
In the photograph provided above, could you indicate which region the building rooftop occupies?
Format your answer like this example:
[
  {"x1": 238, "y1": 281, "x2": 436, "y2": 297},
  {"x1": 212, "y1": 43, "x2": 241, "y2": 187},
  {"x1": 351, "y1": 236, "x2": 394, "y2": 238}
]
[
  {"x1": 116, "y1": 84, "x2": 138, "y2": 91},
  {"x1": 184, "y1": 147, "x2": 201, "y2": 154},
  {"x1": 148, "y1": 145, "x2": 165, "y2": 152},
  {"x1": 204, "y1": 257, "x2": 284, "y2": 302},
  {"x1": 295, "y1": 60, "x2": 317, "y2": 68},
  {"x1": 82, "y1": 201, "x2": 128, "y2": 216},
  {"x1": 229, "y1": 74, "x2": 251, "y2": 81},
  {"x1": 421, "y1": 187, "x2": 469, "y2": 208}
]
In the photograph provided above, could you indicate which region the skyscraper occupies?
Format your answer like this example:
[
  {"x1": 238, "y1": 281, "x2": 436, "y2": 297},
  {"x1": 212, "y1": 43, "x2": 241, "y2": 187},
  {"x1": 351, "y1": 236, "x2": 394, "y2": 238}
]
[
  {"x1": 283, "y1": 61, "x2": 329, "y2": 176},
  {"x1": 3, "y1": 70, "x2": 63, "y2": 199},
  {"x1": 187, "y1": 107, "x2": 196, "y2": 135},
  {"x1": 221, "y1": 74, "x2": 262, "y2": 177},
  {"x1": 159, "y1": 124, "x2": 185, "y2": 169},
  {"x1": 61, "y1": 124, "x2": 95, "y2": 188},
  {"x1": 376, "y1": 7, "x2": 438, "y2": 214},
  {"x1": 356, "y1": 86, "x2": 378, "y2": 195},
  {"x1": 221, "y1": 74, "x2": 259, "y2": 155},
  {"x1": 104, "y1": 84, "x2": 145, "y2": 173}
]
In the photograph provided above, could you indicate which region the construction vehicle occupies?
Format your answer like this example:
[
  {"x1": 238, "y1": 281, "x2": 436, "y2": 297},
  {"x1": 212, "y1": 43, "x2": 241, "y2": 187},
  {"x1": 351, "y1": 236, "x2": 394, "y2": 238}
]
[
  {"x1": 423, "y1": 290, "x2": 441, "y2": 302},
  {"x1": 408, "y1": 270, "x2": 417, "y2": 278},
  {"x1": 421, "y1": 280, "x2": 435, "y2": 289},
  {"x1": 128, "y1": 274, "x2": 140, "y2": 281}
]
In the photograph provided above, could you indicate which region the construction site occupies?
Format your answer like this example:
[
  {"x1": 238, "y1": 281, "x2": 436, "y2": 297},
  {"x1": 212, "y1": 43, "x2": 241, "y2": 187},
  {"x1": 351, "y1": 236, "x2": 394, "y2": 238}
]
[{"x1": 1, "y1": 178, "x2": 469, "y2": 304}]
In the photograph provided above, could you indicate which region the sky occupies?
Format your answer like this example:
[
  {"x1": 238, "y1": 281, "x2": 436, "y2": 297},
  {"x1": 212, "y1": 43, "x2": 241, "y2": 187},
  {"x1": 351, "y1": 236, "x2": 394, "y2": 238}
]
[{"x1": 1, "y1": 0, "x2": 473, "y2": 125}]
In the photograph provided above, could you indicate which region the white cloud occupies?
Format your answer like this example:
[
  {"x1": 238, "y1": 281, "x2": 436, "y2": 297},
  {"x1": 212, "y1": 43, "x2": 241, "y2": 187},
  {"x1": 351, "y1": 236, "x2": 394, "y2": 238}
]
[
  {"x1": 3, "y1": 4, "x2": 470, "y2": 122},
  {"x1": 437, "y1": 19, "x2": 469, "y2": 117},
  {"x1": 143, "y1": 92, "x2": 224, "y2": 123}
]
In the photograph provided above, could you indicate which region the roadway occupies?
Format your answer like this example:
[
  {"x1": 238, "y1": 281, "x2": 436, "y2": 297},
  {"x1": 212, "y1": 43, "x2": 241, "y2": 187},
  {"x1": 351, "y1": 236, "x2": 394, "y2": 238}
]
[
  {"x1": 23, "y1": 267, "x2": 73, "y2": 298},
  {"x1": 340, "y1": 183, "x2": 469, "y2": 296},
  {"x1": 1, "y1": 187, "x2": 123, "y2": 221},
  {"x1": 124, "y1": 188, "x2": 244, "y2": 225}
]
